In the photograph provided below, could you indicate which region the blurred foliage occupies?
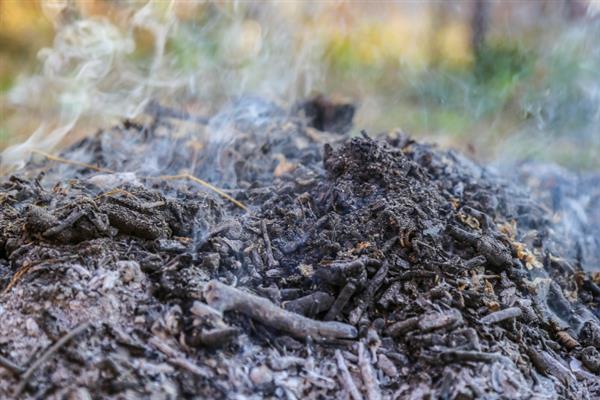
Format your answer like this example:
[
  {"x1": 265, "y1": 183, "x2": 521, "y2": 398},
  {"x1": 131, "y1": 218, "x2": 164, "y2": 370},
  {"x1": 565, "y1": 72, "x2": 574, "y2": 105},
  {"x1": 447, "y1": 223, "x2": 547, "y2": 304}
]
[
  {"x1": 0, "y1": 1, "x2": 51, "y2": 91},
  {"x1": 1, "y1": 1, "x2": 599, "y2": 169},
  {"x1": 474, "y1": 42, "x2": 533, "y2": 85}
]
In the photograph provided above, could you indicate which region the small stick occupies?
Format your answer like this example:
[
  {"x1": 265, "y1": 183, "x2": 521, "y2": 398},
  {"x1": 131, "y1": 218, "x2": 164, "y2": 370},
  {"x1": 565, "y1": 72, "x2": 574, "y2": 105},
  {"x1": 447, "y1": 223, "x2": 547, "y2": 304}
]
[
  {"x1": 335, "y1": 350, "x2": 364, "y2": 400},
  {"x1": 261, "y1": 220, "x2": 279, "y2": 268},
  {"x1": 94, "y1": 187, "x2": 137, "y2": 200},
  {"x1": 527, "y1": 349, "x2": 574, "y2": 385},
  {"x1": 439, "y1": 350, "x2": 512, "y2": 366},
  {"x1": 397, "y1": 270, "x2": 437, "y2": 280},
  {"x1": 194, "y1": 327, "x2": 240, "y2": 348},
  {"x1": 463, "y1": 255, "x2": 487, "y2": 269},
  {"x1": 365, "y1": 263, "x2": 389, "y2": 298},
  {"x1": 149, "y1": 336, "x2": 213, "y2": 378},
  {"x1": 357, "y1": 342, "x2": 382, "y2": 400},
  {"x1": 42, "y1": 209, "x2": 85, "y2": 238},
  {"x1": 168, "y1": 357, "x2": 213, "y2": 378},
  {"x1": 15, "y1": 322, "x2": 90, "y2": 397},
  {"x1": 325, "y1": 282, "x2": 357, "y2": 321},
  {"x1": 386, "y1": 316, "x2": 420, "y2": 337},
  {"x1": 479, "y1": 307, "x2": 522, "y2": 325},
  {"x1": 203, "y1": 280, "x2": 357, "y2": 340},
  {"x1": 2, "y1": 256, "x2": 79, "y2": 295},
  {"x1": 0, "y1": 354, "x2": 24, "y2": 376}
]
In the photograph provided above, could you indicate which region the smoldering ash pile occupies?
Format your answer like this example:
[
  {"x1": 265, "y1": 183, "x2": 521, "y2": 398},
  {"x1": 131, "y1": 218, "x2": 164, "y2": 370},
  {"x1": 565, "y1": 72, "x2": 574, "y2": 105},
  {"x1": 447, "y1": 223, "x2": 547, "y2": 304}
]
[{"x1": 0, "y1": 96, "x2": 599, "y2": 399}]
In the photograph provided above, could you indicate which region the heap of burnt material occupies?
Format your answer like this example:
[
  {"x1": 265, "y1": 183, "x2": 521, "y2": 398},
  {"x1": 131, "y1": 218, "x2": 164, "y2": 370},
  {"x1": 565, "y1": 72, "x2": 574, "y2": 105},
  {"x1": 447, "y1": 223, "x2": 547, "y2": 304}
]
[{"x1": 0, "y1": 97, "x2": 599, "y2": 399}]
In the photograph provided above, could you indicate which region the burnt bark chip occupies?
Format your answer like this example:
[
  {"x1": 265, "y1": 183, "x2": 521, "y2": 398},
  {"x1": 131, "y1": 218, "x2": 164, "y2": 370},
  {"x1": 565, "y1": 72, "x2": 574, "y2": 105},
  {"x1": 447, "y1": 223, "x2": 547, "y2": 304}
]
[
  {"x1": 447, "y1": 225, "x2": 512, "y2": 269},
  {"x1": 294, "y1": 95, "x2": 355, "y2": 135},
  {"x1": 479, "y1": 307, "x2": 522, "y2": 325},
  {"x1": 100, "y1": 201, "x2": 171, "y2": 239},
  {"x1": 25, "y1": 203, "x2": 111, "y2": 243}
]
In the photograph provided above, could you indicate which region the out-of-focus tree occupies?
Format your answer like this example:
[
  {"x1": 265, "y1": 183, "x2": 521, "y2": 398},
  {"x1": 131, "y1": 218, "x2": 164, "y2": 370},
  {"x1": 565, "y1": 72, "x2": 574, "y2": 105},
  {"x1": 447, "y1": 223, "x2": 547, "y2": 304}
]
[{"x1": 470, "y1": 0, "x2": 490, "y2": 63}]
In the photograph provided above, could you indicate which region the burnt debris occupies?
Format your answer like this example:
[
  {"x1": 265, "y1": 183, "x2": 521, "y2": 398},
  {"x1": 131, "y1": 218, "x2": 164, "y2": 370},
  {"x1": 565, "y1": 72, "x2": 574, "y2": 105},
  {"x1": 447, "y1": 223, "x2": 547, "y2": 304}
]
[{"x1": 0, "y1": 97, "x2": 600, "y2": 399}]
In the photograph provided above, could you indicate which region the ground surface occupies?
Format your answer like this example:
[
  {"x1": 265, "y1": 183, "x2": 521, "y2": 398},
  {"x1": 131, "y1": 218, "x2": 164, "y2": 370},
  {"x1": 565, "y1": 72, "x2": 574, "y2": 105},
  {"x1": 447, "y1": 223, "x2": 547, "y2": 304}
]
[{"x1": 0, "y1": 98, "x2": 600, "y2": 399}]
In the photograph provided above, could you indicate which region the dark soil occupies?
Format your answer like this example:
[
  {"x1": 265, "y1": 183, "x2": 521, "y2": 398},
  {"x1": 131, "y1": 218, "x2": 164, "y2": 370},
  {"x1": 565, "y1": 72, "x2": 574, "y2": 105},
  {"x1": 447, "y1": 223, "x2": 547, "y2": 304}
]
[{"x1": 0, "y1": 97, "x2": 599, "y2": 399}]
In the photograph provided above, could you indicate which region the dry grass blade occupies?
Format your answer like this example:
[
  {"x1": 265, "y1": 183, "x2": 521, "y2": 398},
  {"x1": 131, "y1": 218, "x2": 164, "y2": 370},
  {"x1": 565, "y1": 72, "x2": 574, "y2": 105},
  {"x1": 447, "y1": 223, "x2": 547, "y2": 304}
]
[
  {"x1": 32, "y1": 149, "x2": 113, "y2": 173},
  {"x1": 160, "y1": 173, "x2": 248, "y2": 211},
  {"x1": 1, "y1": 262, "x2": 34, "y2": 295},
  {"x1": 2, "y1": 257, "x2": 73, "y2": 295}
]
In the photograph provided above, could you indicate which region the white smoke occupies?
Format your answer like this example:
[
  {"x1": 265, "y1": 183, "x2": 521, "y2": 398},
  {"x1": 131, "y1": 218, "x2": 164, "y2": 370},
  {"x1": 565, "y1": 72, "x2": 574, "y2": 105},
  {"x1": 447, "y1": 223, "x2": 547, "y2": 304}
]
[{"x1": 1, "y1": 0, "x2": 327, "y2": 170}]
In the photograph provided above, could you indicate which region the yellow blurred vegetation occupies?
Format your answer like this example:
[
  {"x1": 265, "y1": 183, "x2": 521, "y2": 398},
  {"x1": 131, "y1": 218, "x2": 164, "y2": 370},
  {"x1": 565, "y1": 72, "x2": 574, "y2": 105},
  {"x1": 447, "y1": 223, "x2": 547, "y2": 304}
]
[
  {"x1": 0, "y1": 1, "x2": 476, "y2": 148},
  {"x1": 1, "y1": 1, "x2": 599, "y2": 169}
]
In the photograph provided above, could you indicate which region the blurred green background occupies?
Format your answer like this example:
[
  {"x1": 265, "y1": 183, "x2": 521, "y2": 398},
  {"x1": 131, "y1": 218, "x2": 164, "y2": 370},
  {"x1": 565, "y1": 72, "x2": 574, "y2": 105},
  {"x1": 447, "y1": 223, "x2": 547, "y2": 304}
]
[{"x1": 1, "y1": 0, "x2": 600, "y2": 168}]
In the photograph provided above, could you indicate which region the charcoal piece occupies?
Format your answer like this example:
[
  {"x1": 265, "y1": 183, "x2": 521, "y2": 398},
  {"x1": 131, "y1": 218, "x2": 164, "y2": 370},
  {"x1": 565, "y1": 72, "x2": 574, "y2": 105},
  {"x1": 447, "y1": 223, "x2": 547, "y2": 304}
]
[
  {"x1": 283, "y1": 291, "x2": 334, "y2": 317},
  {"x1": 579, "y1": 320, "x2": 600, "y2": 349},
  {"x1": 479, "y1": 307, "x2": 522, "y2": 325},
  {"x1": 324, "y1": 282, "x2": 357, "y2": 321},
  {"x1": 386, "y1": 317, "x2": 420, "y2": 337},
  {"x1": 448, "y1": 225, "x2": 512, "y2": 268},
  {"x1": 294, "y1": 95, "x2": 355, "y2": 135},
  {"x1": 418, "y1": 309, "x2": 463, "y2": 332}
]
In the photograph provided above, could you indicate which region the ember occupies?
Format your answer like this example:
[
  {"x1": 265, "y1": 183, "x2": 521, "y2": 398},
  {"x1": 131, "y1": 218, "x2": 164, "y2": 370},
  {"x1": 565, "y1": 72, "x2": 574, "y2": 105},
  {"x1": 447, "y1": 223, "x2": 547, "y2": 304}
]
[{"x1": 0, "y1": 98, "x2": 599, "y2": 399}]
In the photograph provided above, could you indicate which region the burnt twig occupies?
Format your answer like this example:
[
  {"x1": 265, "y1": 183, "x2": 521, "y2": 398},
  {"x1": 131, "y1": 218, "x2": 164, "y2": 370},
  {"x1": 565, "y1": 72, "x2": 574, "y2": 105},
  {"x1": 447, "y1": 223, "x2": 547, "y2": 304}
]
[
  {"x1": 32, "y1": 149, "x2": 113, "y2": 173},
  {"x1": 192, "y1": 327, "x2": 240, "y2": 348},
  {"x1": 386, "y1": 316, "x2": 420, "y2": 337},
  {"x1": 349, "y1": 263, "x2": 389, "y2": 325},
  {"x1": 316, "y1": 257, "x2": 377, "y2": 287},
  {"x1": 149, "y1": 336, "x2": 213, "y2": 378},
  {"x1": 397, "y1": 270, "x2": 437, "y2": 281},
  {"x1": 261, "y1": 220, "x2": 279, "y2": 268},
  {"x1": 418, "y1": 309, "x2": 463, "y2": 332},
  {"x1": 15, "y1": 322, "x2": 91, "y2": 397},
  {"x1": 448, "y1": 225, "x2": 512, "y2": 268},
  {"x1": 479, "y1": 307, "x2": 522, "y2": 325},
  {"x1": 325, "y1": 282, "x2": 357, "y2": 321},
  {"x1": 335, "y1": 350, "x2": 364, "y2": 400},
  {"x1": 158, "y1": 174, "x2": 248, "y2": 211},
  {"x1": 203, "y1": 280, "x2": 357, "y2": 340},
  {"x1": 528, "y1": 349, "x2": 574, "y2": 384},
  {"x1": 463, "y1": 255, "x2": 487, "y2": 269},
  {"x1": 386, "y1": 310, "x2": 463, "y2": 340}
]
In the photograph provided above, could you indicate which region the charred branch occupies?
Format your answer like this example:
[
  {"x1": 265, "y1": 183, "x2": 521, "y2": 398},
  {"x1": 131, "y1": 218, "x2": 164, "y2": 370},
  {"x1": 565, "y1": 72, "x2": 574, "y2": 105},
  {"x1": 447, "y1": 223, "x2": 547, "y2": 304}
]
[{"x1": 203, "y1": 280, "x2": 357, "y2": 340}]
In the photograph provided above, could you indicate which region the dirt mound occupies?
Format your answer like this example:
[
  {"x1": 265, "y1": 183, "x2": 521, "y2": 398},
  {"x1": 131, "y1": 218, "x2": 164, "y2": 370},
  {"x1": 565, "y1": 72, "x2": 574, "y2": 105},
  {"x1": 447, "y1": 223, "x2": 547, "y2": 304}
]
[{"x1": 0, "y1": 99, "x2": 599, "y2": 399}]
